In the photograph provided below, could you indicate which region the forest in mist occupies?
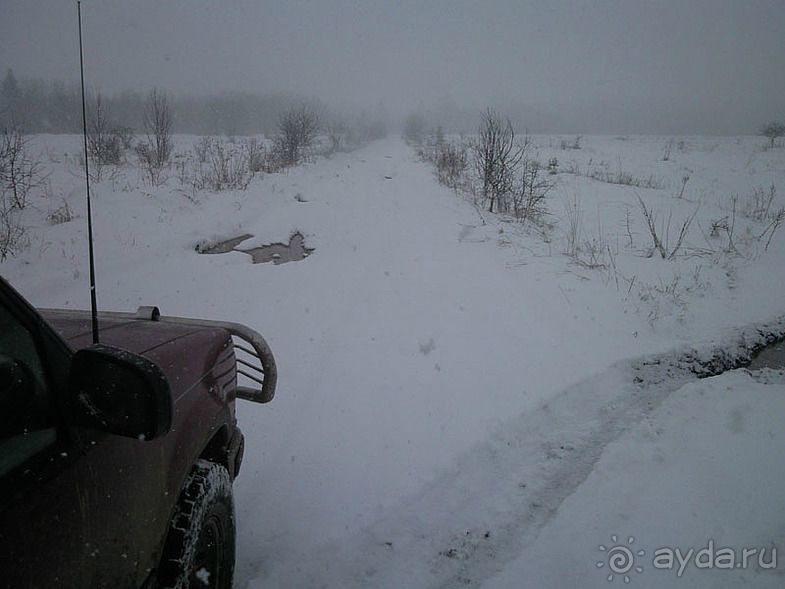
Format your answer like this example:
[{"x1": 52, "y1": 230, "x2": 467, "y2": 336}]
[
  {"x1": 0, "y1": 69, "x2": 393, "y2": 138},
  {"x1": 5, "y1": 68, "x2": 777, "y2": 139}
]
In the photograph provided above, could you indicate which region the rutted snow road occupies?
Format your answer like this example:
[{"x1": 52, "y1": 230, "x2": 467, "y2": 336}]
[
  {"x1": 227, "y1": 138, "x2": 671, "y2": 587},
  {"x1": 222, "y1": 139, "x2": 784, "y2": 588}
]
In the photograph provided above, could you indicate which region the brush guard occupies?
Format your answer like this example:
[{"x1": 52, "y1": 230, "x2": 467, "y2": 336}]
[{"x1": 138, "y1": 306, "x2": 277, "y2": 404}]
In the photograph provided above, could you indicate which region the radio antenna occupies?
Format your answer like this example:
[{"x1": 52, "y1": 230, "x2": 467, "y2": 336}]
[{"x1": 77, "y1": 1, "x2": 99, "y2": 344}]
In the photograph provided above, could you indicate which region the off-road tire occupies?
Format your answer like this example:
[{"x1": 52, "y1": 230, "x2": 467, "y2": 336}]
[{"x1": 157, "y1": 460, "x2": 235, "y2": 589}]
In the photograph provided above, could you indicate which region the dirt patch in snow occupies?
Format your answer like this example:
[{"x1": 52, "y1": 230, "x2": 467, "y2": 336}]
[{"x1": 748, "y1": 338, "x2": 785, "y2": 369}]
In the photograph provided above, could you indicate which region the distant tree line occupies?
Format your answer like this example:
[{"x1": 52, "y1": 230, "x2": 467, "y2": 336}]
[{"x1": 0, "y1": 69, "x2": 352, "y2": 137}]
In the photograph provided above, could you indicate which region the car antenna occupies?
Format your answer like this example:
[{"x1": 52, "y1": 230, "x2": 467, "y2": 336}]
[{"x1": 77, "y1": 1, "x2": 100, "y2": 344}]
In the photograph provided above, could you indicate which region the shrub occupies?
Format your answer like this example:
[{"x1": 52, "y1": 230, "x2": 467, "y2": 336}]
[
  {"x1": 742, "y1": 184, "x2": 776, "y2": 222},
  {"x1": 636, "y1": 195, "x2": 697, "y2": 259},
  {"x1": 87, "y1": 94, "x2": 122, "y2": 170},
  {"x1": 0, "y1": 126, "x2": 44, "y2": 210},
  {"x1": 180, "y1": 137, "x2": 252, "y2": 192},
  {"x1": 113, "y1": 126, "x2": 135, "y2": 150},
  {"x1": 136, "y1": 89, "x2": 173, "y2": 185},
  {"x1": 435, "y1": 141, "x2": 468, "y2": 191},
  {"x1": 0, "y1": 189, "x2": 26, "y2": 260},
  {"x1": 472, "y1": 109, "x2": 523, "y2": 213},
  {"x1": 241, "y1": 137, "x2": 266, "y2": 173},
  {"x1": 273, "y1": 106, "x2": 319, "y2": 167},
  {"x1": 0, "y1": 126, "x2": 38, "y2": 258},
  {"x1": 760, "y1": 121, "x2": 785, "y2": 148},
  {"x1": 511, "y1": 159, "x2": 552, "y2": 224},
  {"x1": 46, "y1": 200, "x2": 73, "y2": 225}
]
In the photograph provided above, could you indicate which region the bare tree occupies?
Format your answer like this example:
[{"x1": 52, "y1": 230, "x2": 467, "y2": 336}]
[
  {"x1": 146, "y1": 89, "x2": 173, "y2": 165},
  {"x1": 0, "y1": 126, "x2": 43, "y2": 259},
  {"x1": 0, "y1": 126, "x2": 45, "y2": 210},
  {"x1": 0, "y1": 188, "x2": 26, "y2": 260},
  {"x1": 135, "y1": 89, "x2": 173, "y2": 183},
  {"x1": 472, "y1": 109, "x2": 523, "y2": 213},
  {"x1": 273, "y1": 106, "x2": 320, "y2": 167},
  {"x1": 87, "y1": 94, "x2": 121, "y2": 180},
  {"x1": 512, "y1": 156, "x2": 552, "y2": 224},
  {"x1": 760, "y1": 121, "x2": 785, "y2": 148}
]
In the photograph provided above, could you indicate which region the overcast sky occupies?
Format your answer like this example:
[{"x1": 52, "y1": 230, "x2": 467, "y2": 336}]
[{"x1": 2, "y1": 0, "x2": 784, "y2": 133}]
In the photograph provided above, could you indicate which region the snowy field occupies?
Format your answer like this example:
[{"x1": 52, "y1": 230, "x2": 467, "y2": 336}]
[{"x1": 2, "y1": 133, "x2": 785, "y2": 588}]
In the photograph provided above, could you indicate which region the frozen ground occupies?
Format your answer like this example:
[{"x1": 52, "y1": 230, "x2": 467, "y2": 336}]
[
  {"x1": 2, "y1": 133, "x2": 785, "y2": 587},
  {"x1": 483, "y1": 368, "x2": 785, "y2": 589}
]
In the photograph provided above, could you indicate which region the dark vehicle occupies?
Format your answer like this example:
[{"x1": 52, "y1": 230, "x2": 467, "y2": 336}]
[{"x1": 0, "y1": 277, "x2": 277, "y2": 588}]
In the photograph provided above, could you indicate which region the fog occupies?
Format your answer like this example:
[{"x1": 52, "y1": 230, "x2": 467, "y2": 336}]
[{"x1": 2, "y1": 0, "x2": 784, "y2": 134}]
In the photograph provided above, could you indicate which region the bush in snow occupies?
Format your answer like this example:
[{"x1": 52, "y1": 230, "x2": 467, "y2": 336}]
[
  {"x1": 759, "y1": 121, "x2": 785, "y2": 148},
  {"x1": 511, "y1": 157, "x2": 552, "y2": 225},
  {"x1": 742, "y1": 184, "x2": 778, "y2": 222},
  {"x1": 86, "y1": 94, "x2": 122, "y2": 181},
  {"x1": 272, "y1": 105, "x2": 319, "y2": 168},
  {"x1": 414, "y1": 112, "x2": 551, "y2": 226},
  {"x1": 113, "y1": 126, "x2": 135, "y2": 150},
  {"x1": 180, "y1": 136, "x2": 252, "y2": 192},
  {"x1": 0, "y1": 126, "x2": 42, "y2": 259},
  {"x1": 435, "y1": 141, "x2": 468, "y2": 192},
  {"x1": 46, "y1": 200, "x2": 73, "y2": 225},
  {"x1": 471, "y1": 111, "x2": 552, "y2": 224},
  {"x1": 472, "y1": 109, "x2": 523, "y2": 214},
  {"x1": 636, "y1": 194, "x2": 698, "y2": 260},
  {"x1": 135, "y1": 89, "x2": 173, "y2": 185},
  {"x1": 0, "y1": 189, "x2": 26, "y2": 260},
  {"x1": 0, "y1": 125, "x2": 44, "y2": 211},
  {"x1": 241, "y1": 137, "x2": 267, "y2": 173}
]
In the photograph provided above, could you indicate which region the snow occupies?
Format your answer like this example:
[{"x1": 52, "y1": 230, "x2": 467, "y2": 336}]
[
  {"x1": 3, "y1": 133, "x2": 785, "y2": 587},
  {"x1": 483, "y1": 369, "x2": 785, "y2": 589}
]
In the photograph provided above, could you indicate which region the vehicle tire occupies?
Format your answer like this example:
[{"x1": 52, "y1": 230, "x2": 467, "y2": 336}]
[{"x1": 157, "y1": 460, "x2": 235, "y2": 589}]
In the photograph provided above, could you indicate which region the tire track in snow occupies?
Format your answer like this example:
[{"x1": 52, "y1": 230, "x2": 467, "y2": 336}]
[{"x1": 253, "y1": 318, "x2": 785, "y2": 588}]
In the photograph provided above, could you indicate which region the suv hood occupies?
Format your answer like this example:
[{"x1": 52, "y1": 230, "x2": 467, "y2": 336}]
[{"x1": 40, "y1": 309, "x2": 206, "y2": 354}]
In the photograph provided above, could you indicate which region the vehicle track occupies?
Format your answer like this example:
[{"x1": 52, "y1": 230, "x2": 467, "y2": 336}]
[{"x1": 258, "y1": 318, "x2": 785, "y2": 588}]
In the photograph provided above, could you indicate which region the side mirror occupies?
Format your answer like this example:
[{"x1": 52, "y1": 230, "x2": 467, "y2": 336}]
[{"x1": 68, "y1": 344, "x2": 172, "y2": 441}]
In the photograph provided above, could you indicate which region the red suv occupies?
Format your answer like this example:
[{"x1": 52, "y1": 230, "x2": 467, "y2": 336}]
[{"x1": 0, "y1": 276, "x2": 277, "y2": 588}]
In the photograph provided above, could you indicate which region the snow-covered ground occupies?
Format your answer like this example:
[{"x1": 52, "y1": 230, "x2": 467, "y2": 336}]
[
  {"x1": 2, "y1": 133, "x2": 784, "y2": 587},
  {"x1": 483, "y1": 368, "x2": 785, "y2": 589}
]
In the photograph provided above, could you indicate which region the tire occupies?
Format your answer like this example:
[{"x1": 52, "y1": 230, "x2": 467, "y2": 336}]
[{"x1": 157, "y1": 460, "x2": 235, "y2": 589}]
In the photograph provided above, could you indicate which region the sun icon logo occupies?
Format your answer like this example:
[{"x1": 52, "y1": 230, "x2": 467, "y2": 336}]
[{"x1": 596, "y1": 535, "x2": 645, "y2": 583}]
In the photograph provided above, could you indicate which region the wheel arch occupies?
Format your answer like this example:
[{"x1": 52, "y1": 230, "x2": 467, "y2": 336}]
[{"x1": 199, "y1": 425, "x2": 230, "y2": 470}]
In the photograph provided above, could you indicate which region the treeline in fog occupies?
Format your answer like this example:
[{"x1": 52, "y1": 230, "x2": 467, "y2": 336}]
[{"x1": 0, "y1": 69, "x2": 388, "y2": 139}]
